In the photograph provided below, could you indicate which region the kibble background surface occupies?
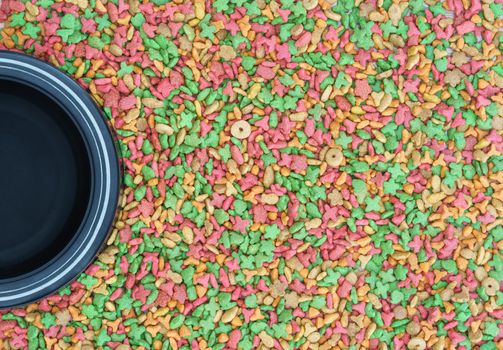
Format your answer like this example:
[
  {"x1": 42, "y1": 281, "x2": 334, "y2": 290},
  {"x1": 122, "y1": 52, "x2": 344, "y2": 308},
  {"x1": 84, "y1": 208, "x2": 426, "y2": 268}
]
[{"x1": 0, "y1": 0, "x2": 502, "y2": 349}]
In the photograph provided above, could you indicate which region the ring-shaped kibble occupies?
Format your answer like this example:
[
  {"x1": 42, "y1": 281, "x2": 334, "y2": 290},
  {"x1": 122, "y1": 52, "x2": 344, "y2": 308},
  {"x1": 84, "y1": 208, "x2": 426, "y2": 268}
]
[
  {"x1": 482, "y1": 277, "x2": 499, "y2": 296},
  {"x1": 230, "y1": 120, "x2": 251, "y2": 139},
  {"x1": 407, "y1": 337, "x2": 426, "y2": 350},
  {"x1": 0, "y1": 51, "x2": 121, "y2": 309},
  {"x1": 325, "y1": 148, "x2": 343, "y2": 167}
]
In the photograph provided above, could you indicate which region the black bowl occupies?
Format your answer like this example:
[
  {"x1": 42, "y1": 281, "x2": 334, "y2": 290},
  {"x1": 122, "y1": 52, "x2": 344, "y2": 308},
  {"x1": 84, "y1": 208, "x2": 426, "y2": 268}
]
[{"x1": 0, "y1": 51, "x2": 121, "y2": 308}]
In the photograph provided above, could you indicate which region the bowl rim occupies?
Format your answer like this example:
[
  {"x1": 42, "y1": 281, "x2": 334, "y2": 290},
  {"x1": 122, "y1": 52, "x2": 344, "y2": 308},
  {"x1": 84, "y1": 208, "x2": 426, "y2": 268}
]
[{"x1": 0, "y1": 50, "x2": 121, "y2": 309}]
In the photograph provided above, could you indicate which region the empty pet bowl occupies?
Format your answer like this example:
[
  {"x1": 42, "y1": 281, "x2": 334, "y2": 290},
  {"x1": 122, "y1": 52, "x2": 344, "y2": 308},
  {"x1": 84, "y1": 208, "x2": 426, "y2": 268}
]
[{"x1": 0, "y1": 51, "x2": 121, "y2": 308}]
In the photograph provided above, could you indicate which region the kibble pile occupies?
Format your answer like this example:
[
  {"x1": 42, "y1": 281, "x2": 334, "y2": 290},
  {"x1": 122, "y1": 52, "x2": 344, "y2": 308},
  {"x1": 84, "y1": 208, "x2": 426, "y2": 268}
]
[{"x1": 1, "y1": 0, "x2": 503, "y2": 348}]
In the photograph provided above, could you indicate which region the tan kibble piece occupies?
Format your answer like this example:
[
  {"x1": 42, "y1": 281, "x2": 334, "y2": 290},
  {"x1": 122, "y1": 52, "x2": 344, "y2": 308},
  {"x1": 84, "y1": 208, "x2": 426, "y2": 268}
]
[
  {"x1": 221, "y1": 307, "x2": 238, "y2": 323},
  {"x1": 491, "y1": 112, "x2": 503, "y2": 129},
  {"x1": 377, "y1": 93, "x2": 392, "y2": 112},
  {"x1": 263, "y1": 295, "x2": 274, "y2": 305},
  {"x1": 324, "y1": 313, "x2": 338, "y2": 326},
  {"x1": 327, "y1": 189, "x2": 343, "y2": 205},
  {"x1": 451, "y1": 52, "x2": 469, "y2": 67},
  {"x1": 482, "y1": 277, "x2": 499, "y2": 296},
  {"x1": 463, "y1": 45, "x2": 479, "y2": 57},
  {"x1": 284, "y1": 292, "x2": 299, "y2": 309},
  {"x1": 474, "y1": 149, "x2": 490, "y2": 162},
  {"x1": 55, "y1": 310, "x2": 72, "y2": 326},
  {"x1": 143, "y1": 98, "x2": 164, "y2": 108},
  {"x1": 452, "y1": 287, "x2": 470, "y2": 302},
  {"x1": 438, "y1": 17, "x2": 453, "y2": 27},
  {"x1": 166, "y1": 270, "x2": 183, "y2": 284},
  {"x1": 305, "y1": 218, "x2": 322, "y2": 230},
  {"x1": 302, "y1": 0, "x2": 318, "y2": 11},
  {"x1": 291, "y1": 24, "x2": 304, "y2": 36},
  {"x1": 460, "y1": 248, "x2": 476, "y2": 260},
  {"x1": 82, "y1": 342, "x2": 96, "y2": 350},
  {"x1": 128, "y1": 0, "x2": 139, "y2": 13},
  {"x1": 321, "y1": 85, "x2": 333, "y2": 101},
  {"x1": 369, "y1": 11, "x2": 385, "y2": 22},
  {"x1": 359, "y1": 3, "x2": 374, "y2": 16},
  {"x1": 155, "y1": 123, "x2": 174, "y2": 135},
  {"x1": 286, "y1": 256, "x2": 303, "y2": 271},
  {"x1": 469, "y1": 329, "x2": 483, "y2": 343},
  {"x1": 261, "y1": 193, "x2": 279, "y2": 205},
  {"x1": 427, "y1": 192, "x2": 446, "y2": 204},
  {"x1": 156, "y1": 23, "x2": 171, "y2": 35},
  {"x1": 388, "y1": 4, "x2": 401, "y2": 26},
  {"x1": 408, "y1": 337, "x2": 426, "y2": 350},
  {"x1": 93, "y1": 283, "x2": 109, "y2": 295},
  {"x1": 289, "y1": 112, "x2": 308, "y2": 122},
  {"x1": 432, "y1": 338, "x2": 446, "y2": 350},
  {"x1": 98, "y1": 246, "x2": 118, "y2": 264},
  {"x1": 219, "y1": 45, "x2": 236, "y2": 60},
  {"x1": 182, "y1": 226, "x2": 194, "y2": 244},
  {"x1": 237, "y1": 73, "x2": 248, "y2": 89},
  {"x1": 109, "y1": 44, "x2": 123, "y2": 56},
  {"x1": 417, "y1": 108, "x2": 432, "y2": 120},
  {"x1": 25, "y1": 1, "x2": 40, "y2": 14},
  {"x1": 115, "y1": 345, "x2": 131, "y2": 350},
  {"x1": 194, "y1": 0, "x2": 204, "y2": 19},
  {"x1": 440, "y1": 288, "x2": 453, "y2": 301},
  {"x1": 346, "y1": 271, "x2": 357, "y2": 285},
  {"x1": 270, "y1": 280, "x2": 287, "y2": 297},
  {"x1": 483, "y1": 4, "x2": 495, "y2": 21},
  {"x1": 230, "y1": 120, "x2": 251, "y2": 139},
  {"x1": 406, "y1": 322, "x2": 421, "y2": 336},
  {"x1": 179, "y1": 36, "x2": 192, "y2": 51},
  {"x1": 259, "y1": 331, "x2": 274, "y2": 348},
  {"x1": 248, "y1": 83, "x2": 261, "y2": 99},
  {"x1": 304, "y1": 322, "x2": 317, "y2": 336},
  {"x1": 307, "y1": 332, "x2": 321, "y2": 343},
  {"x1": 389, "y1": 34, "x2": 405, "y2": 47},
  {"x1": 136, "y1": 118, "x2": 148, "y2": 131},
  {"x1": 444, "y1": 69, "x2": 465, "y2": 87},
  {"x1": 406, "y1": 54, "x2": 420, "y2": 70},
  {"x1": 393, "y1": 306, "x2": 407, "y2": 319},
  {"x1": 325, "y1": 148, "x2": 343, "y2": 167},
  {"x1": 124, "y1": 108, "x2": 140, "y2": 123},
  {"x1": 123, "y1": 74, "x2": 135, "y2": 90},
  {"x1": 347, "y1": 323, "x2": 359, "y2": 336},
  {"x1": 263, "y1": 166, "x2": 274, "y2": 187},
  {"x1": 474, "y1": 266, "x2": 488, "y2": 281}
]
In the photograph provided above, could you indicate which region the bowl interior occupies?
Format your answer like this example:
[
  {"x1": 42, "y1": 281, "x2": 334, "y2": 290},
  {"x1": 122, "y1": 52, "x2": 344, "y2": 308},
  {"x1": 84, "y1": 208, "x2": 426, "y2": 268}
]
[{"x1": 0, "y1": 78, "x2": 92, "y2": 279}]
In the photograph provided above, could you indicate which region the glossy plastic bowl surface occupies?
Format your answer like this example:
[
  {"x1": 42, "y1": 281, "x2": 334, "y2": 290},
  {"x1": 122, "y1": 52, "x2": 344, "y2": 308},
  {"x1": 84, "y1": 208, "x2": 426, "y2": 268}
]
[{"x1": 0, "y1": 51, "x2": 121, "y2": 308}]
